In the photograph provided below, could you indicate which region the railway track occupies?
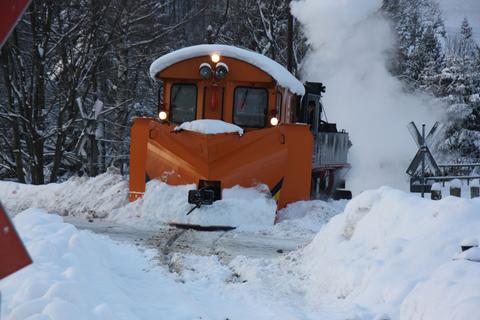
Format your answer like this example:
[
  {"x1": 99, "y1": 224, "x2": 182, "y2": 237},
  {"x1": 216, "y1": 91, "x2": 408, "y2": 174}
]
[{"x1": 65, "y1": 216, "x2": 310, "y2": 266}]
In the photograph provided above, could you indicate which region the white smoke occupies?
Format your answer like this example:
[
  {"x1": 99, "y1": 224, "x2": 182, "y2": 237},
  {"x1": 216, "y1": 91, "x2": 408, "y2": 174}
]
[{"x1": 292, "y1": 0, "x2": 441, "y2": 194}]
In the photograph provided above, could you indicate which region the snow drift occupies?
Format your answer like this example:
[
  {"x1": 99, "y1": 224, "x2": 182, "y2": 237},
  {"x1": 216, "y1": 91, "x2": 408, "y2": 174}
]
[
  {"x1": 297, "y1": 187, "x2": 480, "y2": 319},
  {"x1": 0, "y1": 172, "x2": 277, "y2": 231},
  {"x1": 291, "y1": 0, "x2": 440, "y2": 194},
  {"x1": 0, "y1": 209, "x2": 304, "y2": 320},
  {"x1": 0, "y1": 168, "x2": 128, "y2": 218},
  {"x1": 112, "y1": 180, "x2": 276, "y2": 231}
]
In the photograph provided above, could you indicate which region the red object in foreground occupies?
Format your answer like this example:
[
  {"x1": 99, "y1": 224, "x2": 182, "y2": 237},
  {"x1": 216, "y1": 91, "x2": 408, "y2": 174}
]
[
  {"x1": 0, "y1": 0, "x2": 31, "y2": 47},
  {"x1": 0, "y1": 203, "x2": 32, "y2": 280}
]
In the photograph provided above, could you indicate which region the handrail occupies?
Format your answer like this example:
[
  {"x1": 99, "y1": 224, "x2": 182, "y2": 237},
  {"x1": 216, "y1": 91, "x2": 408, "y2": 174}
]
[{"x1": 438, "y1": 163, "x2": 480, "y2": 168}]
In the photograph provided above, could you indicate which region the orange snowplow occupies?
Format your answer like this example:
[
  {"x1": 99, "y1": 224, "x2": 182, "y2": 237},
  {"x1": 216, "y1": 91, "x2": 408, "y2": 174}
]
[{"x1": 129, "y1": 45, "x2": 350, "y2": 211}]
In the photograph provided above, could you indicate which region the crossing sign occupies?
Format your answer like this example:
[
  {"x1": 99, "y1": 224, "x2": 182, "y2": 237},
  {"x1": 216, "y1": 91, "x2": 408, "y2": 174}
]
[
  {"x1": 0, "y1": 0, "x2": 31, "y2": 47},
  {"x1": 406, "y1": 121, "x2": 441, "y2": 177},
  {"x1": 0, "y1": 203, "x2": 32, "y2": 280}
]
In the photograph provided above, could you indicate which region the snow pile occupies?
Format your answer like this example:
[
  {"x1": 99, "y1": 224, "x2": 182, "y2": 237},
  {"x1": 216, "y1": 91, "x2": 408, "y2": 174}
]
[
  {"x1": 0, "y1": 208, "x2": 314, "y2": 319},
  {"x1": 292, "y1": 0, "x2": 439, "y2": 194},
  {"x1": 0, "y1": 168, "x2": 128, "y2": 217},
  {"x1": 0, "y1": 208, "x2": 179, "y2": 320},
  {"x1": 175, "y1": 119, "x2": 244, "y2": 135},
  {"x1": 149, "y1": 44, "x2": 305, "y2": 95},
  {"x1": 112, "y1": 180, "x2": 276, "y2": 231},
  {"x1": 271, "y1": 199, "x2": 348, "y2": 238},
  {"x1": 296, "y1": 187, "x2": 480, "y2": 319}
]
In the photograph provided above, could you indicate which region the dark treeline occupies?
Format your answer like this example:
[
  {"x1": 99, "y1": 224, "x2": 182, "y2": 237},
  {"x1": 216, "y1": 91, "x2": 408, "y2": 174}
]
[
  {"x1": 1, "y1": 0, "x2": 479, "y2": 184},
  {"x1": 0, "y1": 0, "x2": 306, "y2": 183}
]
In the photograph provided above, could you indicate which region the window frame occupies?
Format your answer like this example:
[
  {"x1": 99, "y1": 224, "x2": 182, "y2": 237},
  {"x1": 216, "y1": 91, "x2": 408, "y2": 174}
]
[
  {"x1": 233, "y1": 86, "x2": 269, "y2": 129},
  {"x1": 276, "y1": 92, "x2": 283, "y2": 121},
  {"x1": 169, "y1": 83, "x2": 198, "y2": 124}
]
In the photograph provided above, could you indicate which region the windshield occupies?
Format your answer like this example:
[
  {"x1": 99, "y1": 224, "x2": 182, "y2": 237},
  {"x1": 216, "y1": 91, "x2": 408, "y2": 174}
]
[
  {"x1": 170, "y1": 84, "x2": 197, "y2": 123},
  {"x1": 233, "y1": 87, "x2": 268, "y2": 128}
]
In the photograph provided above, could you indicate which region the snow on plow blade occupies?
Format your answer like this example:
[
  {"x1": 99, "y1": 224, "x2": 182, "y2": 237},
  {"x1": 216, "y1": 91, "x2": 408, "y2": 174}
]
[{"x1": 129, "y1": 118, "x2": 313, "y2": 210}]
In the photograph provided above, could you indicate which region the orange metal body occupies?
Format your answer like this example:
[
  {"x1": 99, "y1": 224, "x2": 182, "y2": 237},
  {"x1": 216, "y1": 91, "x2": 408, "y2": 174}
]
[
  {"x1": 129, "y1": 48, "x2": 314, "y2": 210},
  {"x1": 129, "y1": 119, "x2": 313, "y2": 209}
]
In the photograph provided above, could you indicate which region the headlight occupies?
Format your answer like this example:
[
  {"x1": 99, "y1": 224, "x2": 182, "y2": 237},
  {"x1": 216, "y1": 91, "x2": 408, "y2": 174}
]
[
  {"x1": 211, "y1": 53, "x2": 220, "y2": 63},
  {"x1": 159, "y1": 111, "x2": 168, "y2": 120},
  {"x1": 270, "y1": 117, "x2": 279, "y2": 126},
  {"x1": 215, "y1": 62, "x2": 229, "y2": 79},
  {"x1": 199, "y1": 63, "x2": 213, "y2": 79}
]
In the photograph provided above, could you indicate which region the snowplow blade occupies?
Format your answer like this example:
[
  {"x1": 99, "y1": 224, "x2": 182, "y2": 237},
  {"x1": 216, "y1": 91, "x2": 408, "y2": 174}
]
[{"x1": 129, "y1": 118, "x2": 313, "y2": 209}]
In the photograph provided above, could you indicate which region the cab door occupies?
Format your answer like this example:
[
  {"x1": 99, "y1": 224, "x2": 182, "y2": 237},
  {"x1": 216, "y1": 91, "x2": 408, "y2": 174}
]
[{"x1": 302, "y1": 92, "x2": 322, "y2": 132}]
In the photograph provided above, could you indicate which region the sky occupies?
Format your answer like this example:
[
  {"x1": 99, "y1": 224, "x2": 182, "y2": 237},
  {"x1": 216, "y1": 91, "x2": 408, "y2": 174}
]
[{"x1": 438, "y1": 0, "x2": 480, "y2": 43}]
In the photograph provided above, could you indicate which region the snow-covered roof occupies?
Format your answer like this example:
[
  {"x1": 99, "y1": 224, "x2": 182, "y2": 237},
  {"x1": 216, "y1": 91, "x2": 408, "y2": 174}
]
[{"x1": 149, "y1": 44, "x2": 305, "y2": 96}]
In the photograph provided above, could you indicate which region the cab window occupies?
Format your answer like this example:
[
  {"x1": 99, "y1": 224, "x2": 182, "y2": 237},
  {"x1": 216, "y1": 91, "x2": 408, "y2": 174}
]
[
  {"x1": 170, "y1": 84, "x2": 197, "y2": 123},
  {"x1": 233, "y1": 87, "x2": 268, "y2": 128}
]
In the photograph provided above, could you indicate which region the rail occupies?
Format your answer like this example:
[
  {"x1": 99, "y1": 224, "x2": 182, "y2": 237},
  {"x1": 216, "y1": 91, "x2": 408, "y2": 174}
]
[
  {"x1": 423, "y1": 175, "x2": 480, "y2": 186},
  {"x1": 312, "y1": 131, "x2": 349, "y2": 167}
]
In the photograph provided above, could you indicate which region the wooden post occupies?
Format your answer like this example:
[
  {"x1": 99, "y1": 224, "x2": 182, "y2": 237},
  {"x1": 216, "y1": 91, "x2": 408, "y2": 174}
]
[
  {"x1": 431, "y1": 183, "x2": 442, "y2": 200},
  {"x1": 450, "y1": 179, "x2": 461, "y2": 197},
  {"x1": 471, "y1": 186, "x2": 480, "y2": 199}
]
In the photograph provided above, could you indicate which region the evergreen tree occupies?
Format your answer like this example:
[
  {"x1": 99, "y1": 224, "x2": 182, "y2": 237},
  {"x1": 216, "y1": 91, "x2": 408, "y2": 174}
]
[
  {"x1": 382, "y1": 0, "x2": 445, "y2": 85},
  {"x1": 437, "y1": 18, "x2": 480, "y2": 159},
  {"x1": 460, "y1": 17, "x2": 473, "y2": 40}
]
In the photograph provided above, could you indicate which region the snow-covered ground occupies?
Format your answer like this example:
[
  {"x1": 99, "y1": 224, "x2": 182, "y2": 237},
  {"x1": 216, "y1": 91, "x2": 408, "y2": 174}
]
[
  {"x1": 0, "y1": 209, "x2": 310, "y2": 320},
  {"x1": 2, "y1": 175, "x2": 480, "y2": 319}
]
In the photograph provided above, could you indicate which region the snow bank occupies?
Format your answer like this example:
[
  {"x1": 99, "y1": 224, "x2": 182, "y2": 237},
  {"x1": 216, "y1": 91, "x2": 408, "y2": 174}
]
[
  {"x1": 400, "y1": 260, "x2": 480, "y2": 319},
  {"x1": 0, "y1": 208, "x2": 179, "y2": 320},
  {"x1": 297, "y1": 187, "x2": 480, "y2": 319},
  {"x1": 0, "y1": 208, "x2": 314, "y2": 319},
  {"x1": 175, "y1": 119, "x2": 244, "y2": 135},
  {"x1": 149, "y1": 44, "x2": 305, "y2": 95},
  {"x1": 271, "y1": 199, "x2": 348, "y2": 238},
  {"x1": 1, "y1": 171, "x2": 338, "y2": 232},
  {"x1": 0, "y1": 168, "x2": 128, "y2": 217},
  {"x1": 111, "y1": 180, "x2": 276, "y2": 231}
]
